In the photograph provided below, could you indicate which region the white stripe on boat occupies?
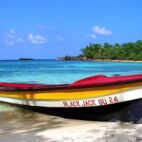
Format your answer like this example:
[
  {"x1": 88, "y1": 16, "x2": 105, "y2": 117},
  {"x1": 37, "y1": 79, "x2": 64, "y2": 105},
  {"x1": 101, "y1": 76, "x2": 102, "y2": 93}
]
[{"x1": 0, "y1": 87, "x2": 142, "y2": 107}]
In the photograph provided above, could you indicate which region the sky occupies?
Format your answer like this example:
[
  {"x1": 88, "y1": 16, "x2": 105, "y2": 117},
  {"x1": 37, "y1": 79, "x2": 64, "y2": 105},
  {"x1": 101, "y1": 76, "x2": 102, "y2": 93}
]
[{"x1": 0, "y1": 0, "x2": 142, "y2": 59}]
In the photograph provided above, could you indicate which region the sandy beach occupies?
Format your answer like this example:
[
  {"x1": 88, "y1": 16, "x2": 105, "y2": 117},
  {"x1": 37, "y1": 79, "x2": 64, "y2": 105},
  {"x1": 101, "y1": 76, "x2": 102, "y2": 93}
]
[
  {"x1": 0, "y1": 115, "x2": 142, "y2": 142},
  {"x1": 38, "y1": 121, "x2": 142, "y2": 142},
  {"x1": 0, "y1": 100, "x2": 142, "y2": 142}
]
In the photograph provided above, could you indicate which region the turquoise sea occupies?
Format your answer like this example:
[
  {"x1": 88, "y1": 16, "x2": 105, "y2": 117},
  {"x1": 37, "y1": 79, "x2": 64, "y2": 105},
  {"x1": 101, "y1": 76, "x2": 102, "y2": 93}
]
[{"x1": 0, "y1": 59, "x2": 142, "y2": 84}]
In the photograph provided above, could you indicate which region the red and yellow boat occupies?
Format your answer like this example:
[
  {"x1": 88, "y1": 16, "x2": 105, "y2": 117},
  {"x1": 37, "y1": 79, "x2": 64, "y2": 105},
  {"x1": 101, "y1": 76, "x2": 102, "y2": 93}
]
[{"x1": 0, "y1": 74, "x2": 142, "y2": 108}]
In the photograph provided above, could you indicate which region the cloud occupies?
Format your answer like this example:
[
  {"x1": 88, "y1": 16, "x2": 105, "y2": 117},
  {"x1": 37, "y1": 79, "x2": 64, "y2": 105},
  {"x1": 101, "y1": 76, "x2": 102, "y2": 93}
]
[
  {"x1": 92, "y1": 25, "x2": 112, "y2": 36},
  {"x1": 9, "y1": 29, "x2": 16, "y2": 34},
  {"x1": 5, "y1": 30, "x2": 47, "y2": 46},
  {"x1": 90, "y1": 34, "x2": 97, "y2": 39},
  {"x1": 28, "y1": 34, "x2": 47, "y2": 44},
  {"x1": 5, "y1": 29, "x2": 24, "y2": 46},
  {"x1": 5, "y1": 40, "x2": 15, "y2": 46},
  {"x1": 57, "y1": 36, "x2": 64, "y2": 41}
]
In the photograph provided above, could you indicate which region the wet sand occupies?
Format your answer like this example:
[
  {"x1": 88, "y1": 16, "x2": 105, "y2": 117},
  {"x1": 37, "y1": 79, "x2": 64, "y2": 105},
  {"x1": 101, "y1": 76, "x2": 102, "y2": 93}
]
[{"x1": 0, "y1": 100, "x2": 142, "y2": 142}]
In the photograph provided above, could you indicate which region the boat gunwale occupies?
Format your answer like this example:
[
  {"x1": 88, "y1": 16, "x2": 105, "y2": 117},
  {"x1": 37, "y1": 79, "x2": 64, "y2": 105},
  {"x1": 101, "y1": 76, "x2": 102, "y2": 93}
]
[{"x1": 1, "y1": 78, "x2": 142, "y2": 92}]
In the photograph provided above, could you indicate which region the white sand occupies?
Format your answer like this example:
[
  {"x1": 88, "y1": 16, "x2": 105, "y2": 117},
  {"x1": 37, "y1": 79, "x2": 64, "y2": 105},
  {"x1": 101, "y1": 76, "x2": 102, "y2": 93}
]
[
  {"x1": 1, "y1": 118, "x2": 141, "y2": 142},
  {"x1": 37, "y1": 120, "x2": 142, "y2": 142},
  {"x1": 0, "y1": 103, "x2": 142, "y2": 142}
]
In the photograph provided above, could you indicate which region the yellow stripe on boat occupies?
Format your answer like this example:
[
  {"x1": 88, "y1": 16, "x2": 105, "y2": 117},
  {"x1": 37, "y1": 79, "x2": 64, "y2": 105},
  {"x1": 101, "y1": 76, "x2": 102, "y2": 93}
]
[{"x1": 0, "y1": 82, "x2": 142, "y2": 100}]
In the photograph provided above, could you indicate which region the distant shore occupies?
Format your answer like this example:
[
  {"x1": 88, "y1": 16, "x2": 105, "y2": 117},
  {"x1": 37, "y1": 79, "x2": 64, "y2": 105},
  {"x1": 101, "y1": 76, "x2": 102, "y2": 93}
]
[
  {"x1": 58, "y1": 57, "x2": 142, "y2": 63},
  {"x1": 18, "y1": 58, "x2": 34, "y2": 60},
  {"x1": 93, "y1": 59, "x2": 142, "y2": 63},
  {"x1": 59, "y1": 40, "x2": 142, "y2": 62}
]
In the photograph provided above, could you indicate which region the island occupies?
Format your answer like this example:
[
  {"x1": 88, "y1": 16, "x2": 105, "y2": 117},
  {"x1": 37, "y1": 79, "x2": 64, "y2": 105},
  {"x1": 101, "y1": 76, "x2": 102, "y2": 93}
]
[
  {"x1": 60, "y1": 40, "x2": 142, "y2": 61},
  {"x1": 18, "y1": 58, "x2": 34, "y2": 60}
]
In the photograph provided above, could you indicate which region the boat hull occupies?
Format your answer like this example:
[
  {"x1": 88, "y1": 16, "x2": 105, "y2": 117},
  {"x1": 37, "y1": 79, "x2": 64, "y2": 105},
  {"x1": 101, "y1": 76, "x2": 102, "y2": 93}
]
[{"x1": 0, "y1": 81, "x2": 142, "y2": 108}]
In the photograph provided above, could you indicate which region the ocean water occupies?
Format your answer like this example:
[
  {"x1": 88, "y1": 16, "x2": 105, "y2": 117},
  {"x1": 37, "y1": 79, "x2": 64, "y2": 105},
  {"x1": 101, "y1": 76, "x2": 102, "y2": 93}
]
[{"x1": 0, "y1": 59, "x2": 142, "y2": 84}]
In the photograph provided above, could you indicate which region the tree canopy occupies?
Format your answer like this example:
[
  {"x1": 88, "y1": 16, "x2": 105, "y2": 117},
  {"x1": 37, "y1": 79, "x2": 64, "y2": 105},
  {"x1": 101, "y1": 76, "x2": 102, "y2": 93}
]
[
  {"x1": 62, "y1": 40, "x2": 142, "y2": 61},
  {"x1": 81, "y1": 40, "x2": 142, "y2": 60},
  {"x1": 64, "y1": 40, "x2": 142, "y2": 60}
]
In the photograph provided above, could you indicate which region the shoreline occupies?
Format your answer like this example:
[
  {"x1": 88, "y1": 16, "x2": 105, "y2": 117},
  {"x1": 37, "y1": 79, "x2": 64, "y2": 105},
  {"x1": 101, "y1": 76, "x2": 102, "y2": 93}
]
[
  {"x1": 59, "y1": 58, "x2": 142, "y2": 63},
  {"x1": 0, "y1": 58, "x2": 142, "y2": 63},
  {"x1": 93, "y1": 59, "x2": 142, "y2": 63}
]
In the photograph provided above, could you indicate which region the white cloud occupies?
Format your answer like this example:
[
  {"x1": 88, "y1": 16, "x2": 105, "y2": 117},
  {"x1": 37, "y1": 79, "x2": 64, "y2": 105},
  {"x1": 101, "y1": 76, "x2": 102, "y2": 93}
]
[
  {"x1": 5, "y1": 40, "x2": 15, "y2": 46},
  {"x1": 5, "y1": 29, "x2": 24, "y2": 46},
  {"x1": 28, "y1": 34, "x2": 47, "y2": 44},
  {"x1": 92, "y1": 25, "x2": 112, "y2": 36},
  {"x1": 57, "y1": 36, "x2": 64, "y2": 41},
  {"x1": 16, "y1": 37, "x2": 24, "y2": 42},
  {"x1": 90, "y1": 34, "x2": 97, "y2": 39},
  {"x1": 10, "y1": 29, "x2": 16, "y2": 34},
  {"x1": 5, "y1": 29, "x2": 48, "y2": 46}
]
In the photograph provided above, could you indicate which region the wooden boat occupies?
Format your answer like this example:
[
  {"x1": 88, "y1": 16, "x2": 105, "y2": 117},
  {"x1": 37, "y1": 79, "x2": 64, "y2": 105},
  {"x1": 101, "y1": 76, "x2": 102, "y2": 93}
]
[{"x1": 0, "y1": 74, "x2": 142, "y2": 108}]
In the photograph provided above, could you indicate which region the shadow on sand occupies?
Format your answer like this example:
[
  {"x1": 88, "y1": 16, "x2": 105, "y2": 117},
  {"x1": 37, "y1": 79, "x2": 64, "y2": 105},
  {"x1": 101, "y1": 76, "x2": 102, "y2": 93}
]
[{"x1": 21, "y1": 99, "x2": 142, "y2": 123}]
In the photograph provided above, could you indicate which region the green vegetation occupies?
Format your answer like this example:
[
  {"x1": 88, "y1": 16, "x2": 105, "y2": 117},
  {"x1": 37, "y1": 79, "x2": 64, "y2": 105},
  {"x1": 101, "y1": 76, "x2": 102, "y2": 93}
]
[{"x1": 62, "y1": 40, "x2": 142, "y2": 61}]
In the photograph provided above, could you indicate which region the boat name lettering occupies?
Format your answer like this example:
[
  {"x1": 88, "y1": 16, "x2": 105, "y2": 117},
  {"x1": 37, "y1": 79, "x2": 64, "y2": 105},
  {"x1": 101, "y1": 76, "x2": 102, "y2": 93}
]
[
  {"x1": 63, "y1": 96, "x2": 119, "y2": 107},
  {"x1": 63, "y1": 100, "x2": 81, "y2": 107}
]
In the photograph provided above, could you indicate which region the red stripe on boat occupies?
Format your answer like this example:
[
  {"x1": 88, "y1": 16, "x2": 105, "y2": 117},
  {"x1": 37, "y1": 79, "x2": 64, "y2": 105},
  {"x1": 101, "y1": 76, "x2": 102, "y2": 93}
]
[{"x1": 0, "y1": 74, "x2": 142, "y2": 90}]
